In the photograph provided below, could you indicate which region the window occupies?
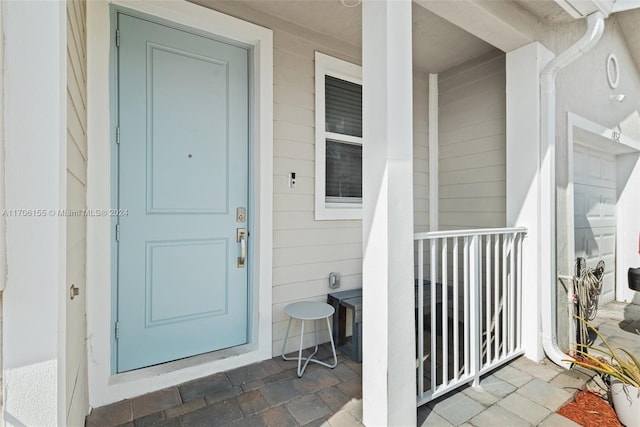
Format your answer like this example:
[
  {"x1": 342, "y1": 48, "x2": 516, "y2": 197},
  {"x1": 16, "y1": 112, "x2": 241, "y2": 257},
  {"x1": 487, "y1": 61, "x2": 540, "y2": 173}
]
[{"x1": 315, "y1": 52, "x2": 363, "y2": 220}]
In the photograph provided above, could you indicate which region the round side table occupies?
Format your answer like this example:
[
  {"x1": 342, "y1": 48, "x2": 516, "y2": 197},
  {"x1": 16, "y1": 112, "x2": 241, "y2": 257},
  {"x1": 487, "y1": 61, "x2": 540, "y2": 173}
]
[{"x1": 281, "y1": 301, "x2": 338, "y2": 377}]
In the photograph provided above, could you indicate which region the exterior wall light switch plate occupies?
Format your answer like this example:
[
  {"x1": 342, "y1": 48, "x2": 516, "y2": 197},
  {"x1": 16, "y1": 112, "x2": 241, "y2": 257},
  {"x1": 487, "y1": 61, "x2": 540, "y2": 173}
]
[
  {"x1": 289, "y1": 172, "x2": 296, "y2": 188},
  {"x1": 329, "y1": 272, "x2": 341, "y2": 289}
]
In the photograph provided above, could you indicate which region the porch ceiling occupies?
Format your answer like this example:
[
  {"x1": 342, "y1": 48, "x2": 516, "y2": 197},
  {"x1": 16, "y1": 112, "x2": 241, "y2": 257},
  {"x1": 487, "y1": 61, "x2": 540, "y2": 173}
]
[{"x1": 194, "y1": 0, "x2": 499, "y2": 73}]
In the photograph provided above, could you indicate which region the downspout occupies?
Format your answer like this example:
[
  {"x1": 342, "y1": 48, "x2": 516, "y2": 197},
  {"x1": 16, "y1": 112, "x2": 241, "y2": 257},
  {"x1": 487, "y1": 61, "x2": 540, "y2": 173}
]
[{"x1": 540, "y1": 11, "x2": 605, "y2": 368}]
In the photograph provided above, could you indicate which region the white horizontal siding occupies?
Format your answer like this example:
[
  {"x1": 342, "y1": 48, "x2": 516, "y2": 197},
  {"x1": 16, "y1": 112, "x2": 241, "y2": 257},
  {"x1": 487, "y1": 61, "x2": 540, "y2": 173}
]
[
  {"x1": 270, "y1": 33, "x2": 430, "y2": 354},
  {"x1": 271, "y1": 25, "x2": 363, "y2": 355},
  {"x1": 439, "y1": 53, "x2": 506, "y2": 230},
  {"x1": 201, "y1": 2, "x2": 430, "y2": 355}
]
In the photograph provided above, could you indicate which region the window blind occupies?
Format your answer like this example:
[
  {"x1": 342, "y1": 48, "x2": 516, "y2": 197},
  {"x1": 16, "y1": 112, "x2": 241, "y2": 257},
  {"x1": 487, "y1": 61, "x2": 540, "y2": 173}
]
[{"x1": 325, "y1": 75, "x2": 362, "y2": 137}]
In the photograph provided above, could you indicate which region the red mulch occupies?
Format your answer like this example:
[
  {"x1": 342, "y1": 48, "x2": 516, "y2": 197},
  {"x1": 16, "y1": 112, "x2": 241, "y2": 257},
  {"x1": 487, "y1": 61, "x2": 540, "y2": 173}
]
[{"x1": 558, "y1": 390, "x2": 622, "y2": 427}]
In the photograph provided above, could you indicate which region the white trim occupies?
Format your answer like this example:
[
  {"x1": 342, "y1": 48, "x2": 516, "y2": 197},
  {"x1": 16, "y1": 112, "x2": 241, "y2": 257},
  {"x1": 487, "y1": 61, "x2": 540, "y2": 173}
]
[
  {"x1": 86, "y1": 0, "x2": 273, "y2": 407},
  {"x1": 567, "y1": 112, "x2": 640, "y2": 152},
  {"x1": 314, "y1": 51, "x2": 363, "y2": 220},
  {"x1": 567, "y1": 114, "x2": 577, "y2": 284},
  {"x1": 428, "y1": 73, "x2": 438, "y2": 232},
  {"x1": 325, "y1": 131, "x2": 362, "y2": 146}
]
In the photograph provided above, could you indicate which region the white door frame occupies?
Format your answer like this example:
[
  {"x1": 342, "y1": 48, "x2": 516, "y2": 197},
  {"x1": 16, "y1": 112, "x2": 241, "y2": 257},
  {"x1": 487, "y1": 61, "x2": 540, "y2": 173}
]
[
  {"x1": 86, "y1": 0, "x2": 273, "y2": 407},
  {"x1": 567, "y1": 112, "x2": 640, "y2": 305}
]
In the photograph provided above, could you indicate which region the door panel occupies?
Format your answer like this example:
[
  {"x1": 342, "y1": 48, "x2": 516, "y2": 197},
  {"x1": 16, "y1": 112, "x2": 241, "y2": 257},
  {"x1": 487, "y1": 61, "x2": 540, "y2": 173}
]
[
  {"x1": 116, "y1": 13, "x2": 249, "y2": 372},
  {"x1": 147, "y1": 44, "x2": 230, "y2": 213}
]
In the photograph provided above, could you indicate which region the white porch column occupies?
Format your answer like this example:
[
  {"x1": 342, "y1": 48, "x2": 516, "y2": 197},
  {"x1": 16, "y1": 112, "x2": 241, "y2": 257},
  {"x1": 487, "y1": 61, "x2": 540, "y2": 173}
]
[
  {"x1": 3, "y1": 1, "x2": 67, "y2": 425},
  {"x1": 362, "y1": 1, "x2": 416, "y2": 425},
  {"x1": 505, "y1": 42, "x2": 553, "y2": 361}
]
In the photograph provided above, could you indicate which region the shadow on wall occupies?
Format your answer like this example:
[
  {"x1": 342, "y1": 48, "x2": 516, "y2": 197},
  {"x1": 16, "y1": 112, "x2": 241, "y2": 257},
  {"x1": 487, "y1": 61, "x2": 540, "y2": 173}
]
[{"x1": 621, "y1": 300, "x2": 640, "y2": 334}]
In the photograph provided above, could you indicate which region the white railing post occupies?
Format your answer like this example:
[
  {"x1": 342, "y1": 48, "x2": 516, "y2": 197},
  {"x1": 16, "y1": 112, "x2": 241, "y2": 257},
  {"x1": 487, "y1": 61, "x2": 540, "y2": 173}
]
[
  {"x1": 517, "y1": 233, "x2": 524, "y2": 350},
  {"x1": 441, "y1": 238, "x2": 448, "y2": 386},
  {"x1": 430, "y1": 238, "x2": 437, "y2": 394},
  {"x1": 463, "y1": 237, "x2": 470, "y2": 377},
  {"x1": 452, "y1": 237, "x2": 459, "y2": 382},
  {"x1": 417, "y1": 239, "x2": 424, "y2": 400},
  {"x1": 509, "y1": 233, "x2": 516, "y2": 354},
  {"x1": 469, "y1": 235, "x2": 481, "y2": 387}
]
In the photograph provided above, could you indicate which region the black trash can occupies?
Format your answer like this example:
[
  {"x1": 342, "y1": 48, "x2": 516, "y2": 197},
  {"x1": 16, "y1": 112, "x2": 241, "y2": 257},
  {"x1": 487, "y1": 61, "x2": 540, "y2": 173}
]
[{"x1": 629, "y1": 267, "x2": 640, "y2": 292}]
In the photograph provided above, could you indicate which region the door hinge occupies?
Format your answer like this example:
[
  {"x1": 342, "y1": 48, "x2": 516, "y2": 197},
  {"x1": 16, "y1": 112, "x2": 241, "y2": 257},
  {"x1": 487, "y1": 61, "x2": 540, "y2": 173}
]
[
  {"x1": 116, "y1": 29, "x2": 120, "y2": 47},
  {"x1": 115, "y1": 224, "x2": 120, "y2": 242},
  {"x1": 116, "y1": 127, "x2": 120, "y2": 145},
  {"x1": 115, "y1": 322, "x2": 120, "y2": 339}
]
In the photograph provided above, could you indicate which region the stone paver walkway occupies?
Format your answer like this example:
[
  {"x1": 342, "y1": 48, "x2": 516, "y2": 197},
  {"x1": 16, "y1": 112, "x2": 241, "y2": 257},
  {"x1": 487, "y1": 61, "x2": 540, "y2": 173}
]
[
  {"x1": 86, "y1": 345, "x2": 364, "y2": 427},
  {"x1": 86, "y1": 301, "x2": 639, "y2": 426},
  {"x1": 418, "y1": 300, "x2": 640, "y2": 426},
  {"x1": 418, "y1": 356, "x2": 593, "y2": 426}
]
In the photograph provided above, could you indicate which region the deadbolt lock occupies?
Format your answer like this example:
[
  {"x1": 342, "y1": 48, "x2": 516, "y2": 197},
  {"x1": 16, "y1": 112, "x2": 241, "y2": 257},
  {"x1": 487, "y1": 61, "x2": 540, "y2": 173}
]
[{"x1": 237, "y1": 207, "x2": 246, "y2": 223}]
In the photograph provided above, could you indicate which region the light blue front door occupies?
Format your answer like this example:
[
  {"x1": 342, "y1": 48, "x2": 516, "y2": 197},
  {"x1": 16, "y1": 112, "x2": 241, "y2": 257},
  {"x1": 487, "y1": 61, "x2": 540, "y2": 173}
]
[{"x1": 116, "y1": 13, "x2": 249, "y2": 372}]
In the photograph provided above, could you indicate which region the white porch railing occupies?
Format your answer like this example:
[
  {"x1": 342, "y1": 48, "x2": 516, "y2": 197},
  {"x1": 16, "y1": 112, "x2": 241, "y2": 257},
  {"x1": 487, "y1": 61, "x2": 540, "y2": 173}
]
[{"x1": 414, "y1": 227, "x2": 527, "y2": 406}]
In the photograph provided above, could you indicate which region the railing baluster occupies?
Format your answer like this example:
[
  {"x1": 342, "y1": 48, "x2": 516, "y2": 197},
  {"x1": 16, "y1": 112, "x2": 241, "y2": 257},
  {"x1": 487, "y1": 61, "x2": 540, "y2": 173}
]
[
  {"x1": 463, "y1": 236, "x2": 469, "y2": 376},
  {"x1": 470, "y1": 235, "x2": 480, "y2": 387},
  {"x1": 502, "y1": 233, "x2": 508, "y2": 358},
  {"x1": 494, "y1": 234, "x2": 500, "y2": 360},
  {"x1": 430, "y1": 238, "x2": 437, "y2": 392},
  {"x1": 509, "y1": 234, "x2": 516, "y2": 354},
  {"x1": 477, "y1": 236, "x2": 483, "y2": 368},
  {"x1": 418, "y1": 239, "x2": 424, "y2": 399},
  {"x1": 453, "y1": 237, "x2": 459, "y2": 381},
  {"x1": 442, "y1": 238, "x2": 448, "y2": 386},
  {"x1": 485, "y1": 235, "x2": 491, "y2": 366}
]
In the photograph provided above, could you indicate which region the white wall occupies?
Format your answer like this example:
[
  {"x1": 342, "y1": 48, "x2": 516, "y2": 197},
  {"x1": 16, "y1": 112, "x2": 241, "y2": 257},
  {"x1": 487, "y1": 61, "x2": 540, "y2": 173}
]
[
  {"x1": 2, "y1": 1, "x2": 67, "y2": 425},
  {"x1": 0, "y1": 1, "x2": 5, "y2": 420},
  {"x1": 66, "y1": 0, "x2": 90, "y2": 424},
  {"x1": 617, "y1": 152, "x2": 640, "y2": 305},
  {"x1": 549, "y1": 17, "x2": 640, "y2": 298},
  {"x1": 438, "y1": 52, "x2": 506, "y2": 230},
  {"x1": 269, "y1": 26, "x2": 363, "y2": 355}
]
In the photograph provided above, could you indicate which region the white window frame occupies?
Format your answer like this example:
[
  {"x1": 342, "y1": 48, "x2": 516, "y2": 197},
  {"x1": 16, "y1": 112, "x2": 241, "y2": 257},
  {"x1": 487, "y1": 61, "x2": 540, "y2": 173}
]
[{"x1": 315, "y1": 52, "x2": 363, "y2": 220}]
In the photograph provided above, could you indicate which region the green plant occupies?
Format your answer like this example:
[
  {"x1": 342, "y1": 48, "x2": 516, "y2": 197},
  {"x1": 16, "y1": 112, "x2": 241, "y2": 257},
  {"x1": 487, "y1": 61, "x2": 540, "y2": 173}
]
[{"x1": 564, "y1": 317, "x2": 640, "y2": 388}]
